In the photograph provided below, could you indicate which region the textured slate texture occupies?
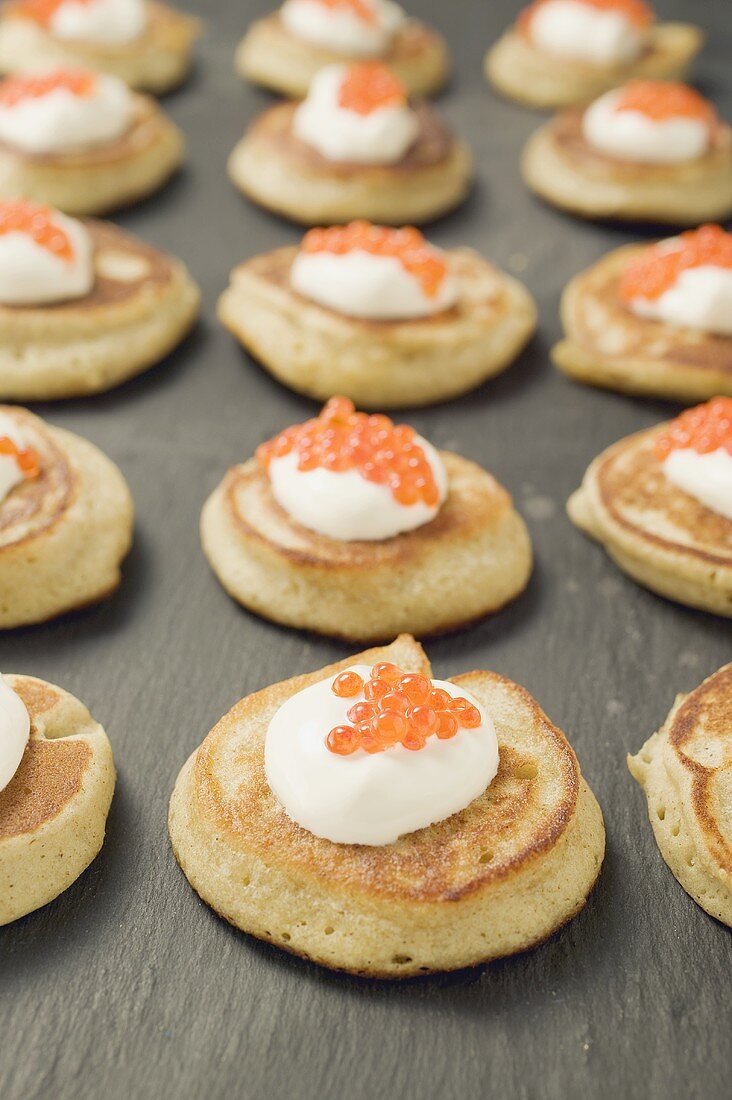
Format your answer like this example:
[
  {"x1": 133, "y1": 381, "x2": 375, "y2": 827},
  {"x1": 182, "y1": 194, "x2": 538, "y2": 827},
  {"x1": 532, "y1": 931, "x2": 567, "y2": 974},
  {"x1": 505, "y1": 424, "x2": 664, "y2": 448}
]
[{"x1": 0, "y1": 2, "x2": 730, "y2": 1098}]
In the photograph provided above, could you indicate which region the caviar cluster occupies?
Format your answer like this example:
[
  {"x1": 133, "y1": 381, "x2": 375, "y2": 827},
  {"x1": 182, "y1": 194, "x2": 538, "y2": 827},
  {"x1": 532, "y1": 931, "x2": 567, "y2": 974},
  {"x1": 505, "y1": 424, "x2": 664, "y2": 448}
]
[
  {"x1": 520, "y1": 0, "x2": 653, "y2": 35},
  {"x1": 338, "y1": 62, "x2": 406, "y2": 116},
  {"x1": 0, "y1": 200, "x2": 73, "y2": 262},
  {"x1": 256, "y1": 396, "x2": 442, "y2": 508},
  {"x1": 655, "y1": 397, "x2": 732, "y2": 462},
  {"x1": 300, "y1": 221, "x2": 449, "y2": 298},
  {"x1": 0, "y1": 69, "x2": 95, "y2": 107},
  {"x1": 0, "y1": 434, "x2": 40, "y2": 477},
  {"x1": 620, "y1": 225, "x2": 732, "y2": 304},
  {"x1": 325, "y1": 662, "x2": 482, "y2": 755},
  {"x1": 612, "y1": 80, "x2": 716, "y2": 124}
]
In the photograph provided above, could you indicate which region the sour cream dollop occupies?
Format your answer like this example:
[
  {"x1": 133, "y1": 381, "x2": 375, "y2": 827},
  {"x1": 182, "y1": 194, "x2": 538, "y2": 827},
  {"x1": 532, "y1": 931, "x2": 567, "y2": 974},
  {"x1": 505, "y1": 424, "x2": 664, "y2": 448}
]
[
  {"x1": 265, "y1": 664, "x2": 499, "y2": 845},
  {"x1": 280, "y1": 0, "x2": 406, "y2": 57},
  {"x1": 47, "y1": 0, "x2": 147, "y2": 45},
  {"x1": 0, "y1": 410, "x2": 33, "y2": 502},
  {"x1": 0, "y1": 674, "x2": 30, "y2": 794},
  {"x1": 293, "y1": 63, "x2": 418, "y2": 164},
  {"x1": 0, "y1": 71, "x2": 134, "y2": 155},
  {"x1": 582, "y1": 87, "x2": 712, "y2": 164},
  {"x1": 628, "y1": 263, "x2": 732, "y2": 337},
  {"x1": 526, "y1": 0, "x2": 646, "y2": 65},
  {"x1": 0, "y1": 204, "x2": 93, "y2": 305},
  {"x1": 661, "y1": 447, "x2": 732, "y2": 520}
]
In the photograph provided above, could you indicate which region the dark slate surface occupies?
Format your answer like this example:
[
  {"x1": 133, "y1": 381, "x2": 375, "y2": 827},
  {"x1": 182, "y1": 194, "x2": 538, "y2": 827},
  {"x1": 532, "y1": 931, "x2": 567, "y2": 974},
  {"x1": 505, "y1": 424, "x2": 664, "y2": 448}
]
[{"x1": 1, "y1": 1, "x2": 730, "y2": 1097}]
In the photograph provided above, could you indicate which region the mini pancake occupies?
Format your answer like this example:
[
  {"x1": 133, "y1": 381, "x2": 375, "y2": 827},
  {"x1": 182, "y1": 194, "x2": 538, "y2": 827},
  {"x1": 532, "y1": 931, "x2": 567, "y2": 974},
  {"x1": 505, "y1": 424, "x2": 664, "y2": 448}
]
[
  {"x1": 0, "y1": 405, "x2": 133, "y2": 627},
  {"x1": 218, "y1": 245, "x2": 537, "y2": 408},
  {"x1": 0, "y1": 674, "x2": 115, "y2": 925},
  {"x1": 522, "y1": 107, "x2": 732, "y2": 225},
  {"x1": 201, "y1": 450, "x2": 532, "y2": 642},
  {"x1": 228, "y1": 100, "x2": 472, "y2": 226},
  {"x1": 235, "y1": 11, "x2": 449, "y2": 100},
  {"x1": 0, "y1": 1, "x2": 200, "y2": 93},
  {"x1": 553, "y1": 243, "x2": 732, "y2": 401},
  {"x1": 0, "y1": 93, "x2": 183, "y2": 215},
  {"x1": 169, "y1": 635, "x2": 605, "y2": 978},
  {"x1": 568, "y1": 422, "x2": 732, "y2": 617},
  {"x1": 485, "y1": 20, "x2": 702, "y2": 110},
  {"x1": 628, "y1": 664, "x2": 732, "y2": 927},
  {"x1": 0, "y1": 219, "x2": 200, "y2": 400}
]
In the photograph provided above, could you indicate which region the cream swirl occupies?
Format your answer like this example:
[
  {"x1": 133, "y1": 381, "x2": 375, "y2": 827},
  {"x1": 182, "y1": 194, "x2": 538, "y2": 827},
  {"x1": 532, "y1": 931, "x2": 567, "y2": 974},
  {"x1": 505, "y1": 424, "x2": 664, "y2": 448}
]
[
  {"x1": 292, "y1": 63, "x2": 418, "y2": 164},
  {"x1": 0, "y1": 206, "x2": 93, "y2": 305},
  {"x1": 0, "y1": 674, "x2": 30, "y2": 794},
  {"x1": 526, "y1": 0, "x2": 646, "y2": 65},
  {"x1": 582, "y1": 87, "x2": 712, "y2": 164},
  {"x1": 265, "y1": 664, "x2": 499, "y2": 845},
  {"x1": 48, "y1": 0, "x2": 147, "y2": 44},
  {"x1": 280, "y1": 0, "x2": 405, "y2": 57}
]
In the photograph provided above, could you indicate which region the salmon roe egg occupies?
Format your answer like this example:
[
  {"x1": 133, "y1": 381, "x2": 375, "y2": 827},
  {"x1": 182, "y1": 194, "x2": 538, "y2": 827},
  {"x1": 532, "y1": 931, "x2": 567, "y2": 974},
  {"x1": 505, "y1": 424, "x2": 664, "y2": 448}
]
[
  {"x1": 654, "y1": 397, "x2": 732, "y2": 463},
  {"x1": 0, "y1": 69, "x2": 95, "y2": 107},
  {"x1": 0, "y1": 199, "x2": 74, "y2": 263},
  {"x1": 363, "y1": 677, "x2": 388, "y2": 702},
  {"x1": 399, "y1": 673, "x2": 431, "y2": 706},
  {"x1": 338, "y1": 62, "x2": 407, "y2": 116},
  {"x1": 519, "y1": 0, "x2": 653, "y2": 35},
  {"x1": 612, "y1": 81, "x2": 716, "y2": 125},
  {"x1": 436, "y1": 711, "x2": 459, "y2": 740},
  {"x1": 332, "y1": 670, "x2": 363, "y2": 698},
  {"x1": 326, "y1": 725, "x2": 359, "y2": 755},
  {"x1": 256, "y1": 396, "x2": 442, "y2": 512},
  {"x1": 619, "y1": 225, "x2": 732, "y2": 304},
  {"x1": 300, "y1": 222, "x2": 449, "y2": 299},
  {"x1": 0, "y1": 435, "x2": 40, "y2": 479}
]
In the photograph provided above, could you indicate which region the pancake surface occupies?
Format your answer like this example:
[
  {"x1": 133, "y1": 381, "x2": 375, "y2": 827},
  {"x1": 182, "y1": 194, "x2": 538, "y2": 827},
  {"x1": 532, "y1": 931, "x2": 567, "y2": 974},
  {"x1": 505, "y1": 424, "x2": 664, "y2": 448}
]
[
  {"x1": 169, "y1": 636, "x2": 605, "y2": 976},
  {"x1": 218, "y1": 244, "x2": 537, "y2": 407},
  {"x1": 568, "y1": 423, "x2": 732, "y2": 617},
  {"x1": 0, "y1": 674, "x2": 115, "y2": 925},
  {"x1": 628, "y1": 664, "x2": 732, "y2": 926}
]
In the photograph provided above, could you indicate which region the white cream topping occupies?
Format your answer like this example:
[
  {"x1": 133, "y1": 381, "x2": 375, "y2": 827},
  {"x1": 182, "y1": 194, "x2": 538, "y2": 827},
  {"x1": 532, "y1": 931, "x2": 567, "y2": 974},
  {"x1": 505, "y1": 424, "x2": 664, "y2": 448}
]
[
  {"x1": 280, "y1": 0, "x2": 405, "y2": 57},
  {"x1": 0, "y1": 210, "x2": 93, "y2": 306},
  {"x1": 628, "y1": 262, "x2": 732, "y2": 337},
  {"x1": 268, "y1": 435, "x2": 447, "y2": 541},
  {"x1": 48, "y1": 0, "x2": 147, "y2": 44},
  {"x1": 662, "y1": 447, "x2": 732, "y2": 520},
  {"x1": 582, "y1": 87, "x2": 711, "y2": 164},
  {"x1": 0, "y1": 410, "x2": 30, "y2": 503},
  {"x1": 290, "y1": 248, "x2": 457, "y2": 319},
  {"x1": 292, "y1": 63, "x2": 418, "y2": 164},
  {"x1": 528, "y1": 0, "x2": 645, "y2": 65},
  {"x1": 0, "y1": 74, "x2": 134, "y2": 155},
  {"x1": 0, "y1": 674, "x2": 30, "y2": 794},
  {"x1": 265, "y1": 664, "x2": 500, "y2": 846}
]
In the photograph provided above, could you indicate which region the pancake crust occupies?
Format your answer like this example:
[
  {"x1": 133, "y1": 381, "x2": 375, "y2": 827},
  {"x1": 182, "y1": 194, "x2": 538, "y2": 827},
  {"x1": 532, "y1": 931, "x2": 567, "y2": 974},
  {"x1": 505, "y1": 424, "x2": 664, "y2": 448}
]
[
  {"x1": 0, "y1": 219, "x2": 200, "y2": 399},
  {"x1": 0, "y1": 674, "x2": 115, "y2": 925},
  {"x1": 228, "y1": 100, "x2": 472, "y2": 226},
  {"x1": 485, "y1": 22, "x2": 703, "y2": 110},
  {"x1": 628, "y1": 664, "x2": 732, "y2": 926},
  {"x1": 0, "y1": 405, "x2": 133, "y2": 627},
  {"x1": 235, "y1": 12, "x2": 449, "y2": 99},
  {"x1": 553, "y1": 243, "x2": 732, "y2": 401},
  {"x1": 201, "y1": 450, "x2": 532, "y2": 641},
  {"x1": 0, "y1": 1, "x2": 200, "y2": 93},
  {"x1": 218, "y1": 245, "x2": 537, "y2": 407},
  {"x1": 568, "y1": 423, "x2": 732, "y2": 617},
  {"x1": 169, "y1": 636, "x2": 605, "y2": 977},
  {"x1": 522, "y1": 109, "x2": 732, "y2": 225},
  {"x1": 0, "y1": 93, "x2": 183, "y2": 214}
]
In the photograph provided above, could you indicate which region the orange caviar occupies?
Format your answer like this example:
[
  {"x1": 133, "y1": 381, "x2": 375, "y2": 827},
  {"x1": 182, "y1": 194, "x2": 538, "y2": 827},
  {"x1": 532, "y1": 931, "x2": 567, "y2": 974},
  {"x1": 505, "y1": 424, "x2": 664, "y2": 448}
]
[
  {"x1": 338, "y1": 62, "x2": 407, "y2": 116},
  {"x1": 256, "y1": 396, "x2": 442, "y2": 509},
  {"x1": 619, "y1": 225, "x2": 732, "y2": 304},
  {"x1": 654, "y1": 398, "x2": 732, "y2": 463},
  {"x1": 9, "y1": 0, "x2": 93, "y2": 26},
  {"x1": 612, "y1": 80, "x2": 716, "y2": 125},
  {"x1": 301, "y1": 222, "x2": 448, "y2": 299},
  {"x1": 519, "y1": 0, "x2": 654, "y2": 35},
  {"x1": 325, "y1": 663, "x2": 482, "y2": 755},
  {"x1": 314, "y1": 0, "x2": 377, "y2": 24},
  {"x1": 0, "y1": 435, "x2": 40, "y2": 479},
  {"x1": 0, "y1": 69, "x2": 96, "y2": 108},
  {"x1": 0, "y1": 200, "x2": 74, "y2": 263}
]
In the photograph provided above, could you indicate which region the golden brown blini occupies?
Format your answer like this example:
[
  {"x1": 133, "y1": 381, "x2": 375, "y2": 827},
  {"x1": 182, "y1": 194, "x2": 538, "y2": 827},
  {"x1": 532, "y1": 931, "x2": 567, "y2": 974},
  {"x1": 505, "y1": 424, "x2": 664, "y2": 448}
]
[
  {"x1": 522, "y1": 106, "x2": 732, "y2": 226},
  {"x1": 169, "y1": 635, "x2": 605, "y2": 977},
  {"x1": 0, "y1": 1, "x2": 200, "y2": 93},
  {"x1": 218, "y1": 244, "x2": 537, "y2": 408},
  {"x1": 553, "y1": 242, "x2": 732, "y2": 401},
  {"x1": 628, "y1": 664, "x2": 732, "y2": 927},
  {"x1": 0, "y1": 219, "x2": 200, "y2": 401},
  {"x1": 568, "y1": 417, "x2": 732, "y2": 618},
  {"x1": 0, "y1": 405, "x2": 133, "y2": 628},
  {"x1": 0, "y1": 93, "x2": 183, "y2": 215},
  {"x1": 236, "y1": 10, "x2": 449, "y2": 99},
  {"x1": 228, "y1": 100, "x2": 472, "y2": 226},
  {"x1": 485, "y1": 19, "x2": 702, "y2": 110},
  {"x1": 0, "y1": 674, "x2": 115, "y2": 925}
]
